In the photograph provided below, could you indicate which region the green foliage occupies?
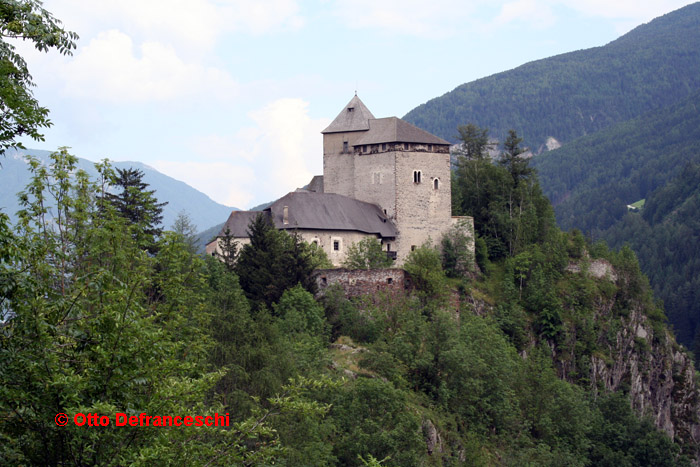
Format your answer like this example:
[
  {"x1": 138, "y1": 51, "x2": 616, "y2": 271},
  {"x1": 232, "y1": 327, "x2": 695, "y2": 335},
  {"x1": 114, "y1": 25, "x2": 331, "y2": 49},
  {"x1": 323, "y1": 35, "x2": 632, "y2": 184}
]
[
  {"x1": 440, "y1": 220, "x2": 474, "y2": 277},
  {"x1": 342, "y1": 237, "x2": 393, "y2": 269},
  {"x1": 403, "y1": 242, "x2": 447, "y2": 305},
  {"x1": 588, "y1": 393, "x2": 688, "y2": 466},
  {"x1": 102, "y1": 167, "x2": 168, "y2": 254},
  {"x1": 306, "y1": 240, "x2": 334, "y2": 269},
  {"x1": 235, "y1": 213, "x2": 317, "y2": 310},
  {"x1": 330, "y1": 378, "x2": 423, "y2": 466},
  {"x1": 0, "y1": 0, "x2": 78, "y2": 153},
  {"x1": 453, "y1": 125, "x2": 556, "y2": 261},
  {"x1": 215, "y1": 226, "x2": 239, "y2": 271},
  {"x1": 170, "y1": 209, "x2": 199, "y2": 253}
]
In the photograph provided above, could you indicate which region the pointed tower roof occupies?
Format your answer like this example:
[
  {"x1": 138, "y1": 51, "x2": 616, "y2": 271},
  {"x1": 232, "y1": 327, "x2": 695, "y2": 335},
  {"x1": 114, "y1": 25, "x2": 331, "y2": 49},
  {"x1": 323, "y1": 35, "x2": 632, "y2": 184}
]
[{"x1": 321, "y1": 94, "x2": 375, "y2": 134}]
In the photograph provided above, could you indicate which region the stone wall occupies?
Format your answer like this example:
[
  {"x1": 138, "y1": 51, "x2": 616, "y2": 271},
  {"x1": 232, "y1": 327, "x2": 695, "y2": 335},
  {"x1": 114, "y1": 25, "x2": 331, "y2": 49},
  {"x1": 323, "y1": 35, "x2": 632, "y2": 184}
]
[
  {"x1": 314, "y1": 268, "x2": 412, "y2": 297},
  {"x1": 394, "y1": 150, "x2": 453, "y2": 263}
]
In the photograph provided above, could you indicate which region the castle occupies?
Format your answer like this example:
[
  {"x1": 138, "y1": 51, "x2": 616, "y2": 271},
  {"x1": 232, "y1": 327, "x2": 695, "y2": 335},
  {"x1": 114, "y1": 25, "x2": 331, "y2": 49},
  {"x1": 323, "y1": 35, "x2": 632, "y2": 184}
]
[{"x1": 206, "y1": 95, "x2": 473, "y2": 265}]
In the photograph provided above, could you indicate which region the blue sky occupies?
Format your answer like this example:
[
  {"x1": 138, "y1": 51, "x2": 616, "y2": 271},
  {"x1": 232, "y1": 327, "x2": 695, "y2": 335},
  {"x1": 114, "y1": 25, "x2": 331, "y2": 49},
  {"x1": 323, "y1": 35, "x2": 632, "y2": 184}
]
[{"x1": 15, "y1": 0, "x2": 696, "y2": 210}]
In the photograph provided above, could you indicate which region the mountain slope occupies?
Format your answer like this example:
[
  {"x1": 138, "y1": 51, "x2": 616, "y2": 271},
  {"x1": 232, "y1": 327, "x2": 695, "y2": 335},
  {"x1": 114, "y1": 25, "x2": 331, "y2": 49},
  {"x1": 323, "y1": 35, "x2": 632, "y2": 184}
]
[
  {"x1": 0, "y1": 148, "x2": 238, "y2": 232},
  {"x1": 403, "y1": 2, "x2": 700, "y2": 151},
  {"x1": 601, "y1": 164, "x2": 700, "y2": 348},
  {"x1": 533, "y1": 90, "x2": 700, "y2": 233}
]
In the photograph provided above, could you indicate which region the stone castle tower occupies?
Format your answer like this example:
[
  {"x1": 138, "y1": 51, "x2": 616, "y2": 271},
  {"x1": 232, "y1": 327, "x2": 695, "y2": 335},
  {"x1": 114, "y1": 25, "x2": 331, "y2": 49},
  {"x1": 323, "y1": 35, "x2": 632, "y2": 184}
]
[{"x1": 321, "y1": 95, "x2": 460, "y2": 263}]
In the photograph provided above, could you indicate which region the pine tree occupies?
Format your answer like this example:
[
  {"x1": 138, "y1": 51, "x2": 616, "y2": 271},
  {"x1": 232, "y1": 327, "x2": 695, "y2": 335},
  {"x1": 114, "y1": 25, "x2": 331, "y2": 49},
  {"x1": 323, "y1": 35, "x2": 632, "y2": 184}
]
[
  {"x1": 103, "y1": 167, "x2": 167, "y2": 253},
  {"x1": 235, "y1": 213, "x2": 317, "y2": 309}
]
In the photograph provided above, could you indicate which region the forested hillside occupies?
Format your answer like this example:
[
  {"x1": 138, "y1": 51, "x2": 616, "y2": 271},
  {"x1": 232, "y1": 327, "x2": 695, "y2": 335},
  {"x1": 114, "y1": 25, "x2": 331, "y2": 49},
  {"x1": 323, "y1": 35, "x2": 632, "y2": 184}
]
[
  {"x1": 3, "y1": 147, "x2": 700, "y2": 465},
  {"x1": 601, "y1": 165, "x2": 700, "y2": 349},
  {"x1": 403, "y1": 2, "x2": 700, "y2": 151},
  {"x1": 533, "y1": 91, "x2": 700, "y2": 234}
]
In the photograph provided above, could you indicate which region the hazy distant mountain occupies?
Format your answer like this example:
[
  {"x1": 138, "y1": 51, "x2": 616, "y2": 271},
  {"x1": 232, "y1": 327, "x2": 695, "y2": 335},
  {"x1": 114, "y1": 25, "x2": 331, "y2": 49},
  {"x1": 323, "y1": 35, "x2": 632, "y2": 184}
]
[
  {"x1": 404, "y1": 2, "x2": 700, "y2": 152},
  {"x1": 0, "y1": 148, "x2": 238, "y2": 232}
]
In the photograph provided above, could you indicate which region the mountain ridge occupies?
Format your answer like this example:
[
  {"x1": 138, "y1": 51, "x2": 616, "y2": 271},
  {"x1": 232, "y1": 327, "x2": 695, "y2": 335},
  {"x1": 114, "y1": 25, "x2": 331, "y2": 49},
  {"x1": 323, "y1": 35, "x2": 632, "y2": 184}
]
[
  {"x1": 403, "y1": 2, "x2": 700, "y2": 151},
  {"x1": 0, "y1": 148, "x2": 238, "y2": 232}
]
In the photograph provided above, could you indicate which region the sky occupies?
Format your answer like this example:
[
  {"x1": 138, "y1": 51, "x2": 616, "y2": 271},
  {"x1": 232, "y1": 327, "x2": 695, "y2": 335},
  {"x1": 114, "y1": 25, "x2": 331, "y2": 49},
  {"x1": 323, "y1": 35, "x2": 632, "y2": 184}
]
[{"x1": 14, "y1": 0, "x2": 697, "y2": 210}]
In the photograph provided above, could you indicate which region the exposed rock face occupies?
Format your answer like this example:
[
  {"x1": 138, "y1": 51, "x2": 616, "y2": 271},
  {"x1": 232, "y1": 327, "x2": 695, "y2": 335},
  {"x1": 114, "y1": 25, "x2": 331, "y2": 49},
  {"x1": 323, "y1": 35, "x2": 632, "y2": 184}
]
[
  {"x1": 565, "y1": 262, "x2": 700, "y2": 459},
  {"x1": 422, "y1": 419, "x2": 443, "y2": 456},
  {"x1": 565, "y1": 258, "x2": 617, "y2": 281}
]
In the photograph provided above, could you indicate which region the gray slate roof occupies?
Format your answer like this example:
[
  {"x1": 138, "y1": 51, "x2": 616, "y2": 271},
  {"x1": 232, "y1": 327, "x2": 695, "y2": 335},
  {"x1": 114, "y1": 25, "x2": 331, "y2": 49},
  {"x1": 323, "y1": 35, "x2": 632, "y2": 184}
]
[
  {"x1": 321, "y1": 95, "x2": 375, "y2": 134},
  {"x1": 215, "y1": 191, "x2": 397, "y2": 239},
  {"x1": 217, "y1": 210, "x2": 263, "y2": 237},
  {"x1": 268, "y1": 192, "x2": 397, "y2": 237},
  {"x1": 354, "y1": 117, "x2": 450, "y2": 146}
]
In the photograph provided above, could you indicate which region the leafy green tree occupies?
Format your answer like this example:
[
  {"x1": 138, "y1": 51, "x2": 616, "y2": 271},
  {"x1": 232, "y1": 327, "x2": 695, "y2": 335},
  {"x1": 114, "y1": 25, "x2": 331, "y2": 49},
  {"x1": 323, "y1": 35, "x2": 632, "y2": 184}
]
[
  {"x1": 342, "y1": 237, "x2": 393, "y2": 269},
  {"x1": 403, "y1": 242, "x2": 447, "y2": 305},
  {"x1": 2, "y1": 150, "x2": 216, "y2": 464},
  {"x1": 0, "y1": 1, "x2": 78, "y2": 153},
  {"x1": 103, "y1": 167, "x2": 167, "y2": 254},
  {"x1": 441, "y1": 220, "x2": 474, "y2": 277}
]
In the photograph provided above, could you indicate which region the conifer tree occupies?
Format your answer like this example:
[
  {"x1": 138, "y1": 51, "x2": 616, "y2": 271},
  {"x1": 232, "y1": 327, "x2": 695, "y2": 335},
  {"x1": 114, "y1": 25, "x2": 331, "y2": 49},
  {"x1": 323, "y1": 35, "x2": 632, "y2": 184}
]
[{"x1": 103, "y1": 167, "x2": 167, "y2": 253}]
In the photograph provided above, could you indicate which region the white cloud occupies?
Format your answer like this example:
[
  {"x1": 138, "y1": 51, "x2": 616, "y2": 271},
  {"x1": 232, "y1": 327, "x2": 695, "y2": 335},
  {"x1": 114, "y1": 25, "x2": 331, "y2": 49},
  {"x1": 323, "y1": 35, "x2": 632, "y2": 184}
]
[
  {"x1": 330, "y1": 0, "x2": 694, "y2": 37},
  {"x1": 60, "y1": 30, "x2": 239, "y2": 102},
  {"x1": 247, "y1": 98, "x2": 328, "y2": 198},
  {"x1": 169, "y1": 98, "x2": 329, "y2": 208},
  {"x1": 153, "y1": 160, "x2": 258, "y2": 208},
  {"x1": 45, "y1": 0, "x2": 304, "y2": 49},
  {"x1": 331, "y1": 0, "x2": 483, "y2": 38},
  {"x1": 494, "y1": 0, "x2": 557, "y2": 28}
]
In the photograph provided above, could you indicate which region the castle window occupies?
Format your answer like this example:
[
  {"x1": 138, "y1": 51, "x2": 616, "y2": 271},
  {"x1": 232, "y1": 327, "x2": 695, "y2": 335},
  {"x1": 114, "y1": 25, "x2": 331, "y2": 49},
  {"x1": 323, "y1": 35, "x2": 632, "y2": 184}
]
[
  {"x1": 413, "y1": 170, "x2": 422, "y2": 183},
  {"x1": 387, "y1": 277, "x2": 393, "y2": 285},
  {"x1": 343, "y1": 141, "x2": 348, "y2": 153},
  {"x1": 434, "y1": 178, "x2": 439, "y2": 190},
  {"x1": 404, "y1": 143, "x2": 409, "y2": 150},
  {"x1": 333, "y1": 240, "x2": 340, "y2": 251},
  {"x1": 347, "y1": 107, "x2": 354, "y2": 112},
  {"x1": 363, "y1": 145, "x2": 367, "y2": 152},
  {"x1": 382, "y1": 143, "x2": 386, "y2": 151}
]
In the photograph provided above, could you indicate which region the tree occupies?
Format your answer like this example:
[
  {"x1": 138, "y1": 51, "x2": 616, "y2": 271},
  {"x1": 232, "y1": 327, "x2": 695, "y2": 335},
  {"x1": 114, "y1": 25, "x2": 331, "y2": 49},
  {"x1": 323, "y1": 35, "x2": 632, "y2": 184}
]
[
  {"x1": 499, "y1": 129, "x2": 533, "y2": 186},
  {"x1": 456, "y1": 123, "x2": 492, "y2": 161},
  {"x1": 103, "y1": 167, "x2": 167, "y2": 253},
  {"x1": 215, "y1": 226, "x2": 239, "y2": 272},
  {"x1": 171, "y1": 209, "x2": 199, "y2": 253},
  {"x1": 0, "y1": 1, "x2": 78, "y2": 153},
  {"x1": 342, "y1": 237, "x2": 393, "y2": 269},
  {"x1": 235, "y1": 213, "x2": 317, "y2": 309},
  {"x1": 441, "y1": 221, "x2": 475, "y2": 277}
]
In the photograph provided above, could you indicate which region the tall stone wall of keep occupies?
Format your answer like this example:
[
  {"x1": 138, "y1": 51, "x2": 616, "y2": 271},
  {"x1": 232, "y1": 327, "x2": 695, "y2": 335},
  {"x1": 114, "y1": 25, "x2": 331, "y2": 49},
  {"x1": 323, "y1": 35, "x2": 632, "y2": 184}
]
[
  {"x1": 323, "y1": 131, "x2": 367, "y2": 198},
  {"x1": 352, "y1": 151, "x2": 397, "y2": 218},
  {"x1": 393, "y1": 150, "x2": 453, "y2": 263}
]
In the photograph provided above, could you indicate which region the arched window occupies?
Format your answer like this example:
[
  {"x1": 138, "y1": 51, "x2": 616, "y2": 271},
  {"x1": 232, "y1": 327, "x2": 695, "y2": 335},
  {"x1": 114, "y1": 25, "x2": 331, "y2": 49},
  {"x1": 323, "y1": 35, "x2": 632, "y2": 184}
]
[
  {"x1": 413, "y1": 170, "x2": 422, "y2": 183},
  {"x1": 434, "y1": 178, "x2": 439, "y2": 190}
]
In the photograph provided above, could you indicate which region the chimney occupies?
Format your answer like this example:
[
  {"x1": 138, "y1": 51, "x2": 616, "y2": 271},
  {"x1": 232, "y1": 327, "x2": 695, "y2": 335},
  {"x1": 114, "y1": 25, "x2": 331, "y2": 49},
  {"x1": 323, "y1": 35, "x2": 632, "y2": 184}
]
[{"x1": 283, "y1": 206, "x2": 289, "y2": 225}]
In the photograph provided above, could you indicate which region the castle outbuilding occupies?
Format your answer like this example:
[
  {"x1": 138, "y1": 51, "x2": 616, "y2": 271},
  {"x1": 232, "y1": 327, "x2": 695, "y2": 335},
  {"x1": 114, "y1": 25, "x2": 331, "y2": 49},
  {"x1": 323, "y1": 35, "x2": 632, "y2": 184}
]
[{"x1": 206, "y1": 95, "x2": 473, "y2": 265}]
